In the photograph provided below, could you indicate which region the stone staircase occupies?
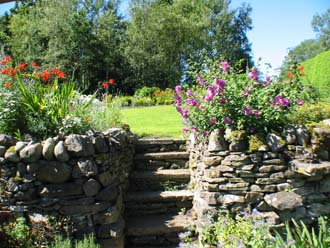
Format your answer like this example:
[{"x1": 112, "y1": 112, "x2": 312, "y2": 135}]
[{"x1": 124, "y1": 139, "x2": 193, "y2": 248}]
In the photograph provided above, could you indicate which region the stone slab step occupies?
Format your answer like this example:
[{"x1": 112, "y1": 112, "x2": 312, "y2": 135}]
[
  {"x1": 135, "y1": 152, "x2": 189, "y2": 161},
  {"x1": 130, "y1": 169, "x2": 190, "y2": 181},
  {"x1": 125, "y1": 190, "x2": 193, "y2": 203},
  {"x1": 136, "y1": 139, "x2": 186, "y2": 146},
  {"x1": 126, "y1": 214, "x2": 192, "y2": 236}
]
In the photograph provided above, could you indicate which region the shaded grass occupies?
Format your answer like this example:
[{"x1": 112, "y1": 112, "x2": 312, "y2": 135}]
[{"x1": 121, "y1": 105, "x2": 184, "y2": 138}]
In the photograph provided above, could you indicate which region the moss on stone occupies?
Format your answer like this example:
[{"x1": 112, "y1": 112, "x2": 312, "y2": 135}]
[
  {"x1": 227, "y1": 130, "x2": 247, "y2": 142},
  {"x1": 248, "y1": 134, "x2": 266, "y2": 153},
  {"x1": 6, "y1": 146, "x2": 16, "y2": 154}
]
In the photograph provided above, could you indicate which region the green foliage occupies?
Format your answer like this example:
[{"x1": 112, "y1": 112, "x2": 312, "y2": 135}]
[
  {"x1": 274, "y1": 217, "x2": 330, "y2": 248},
  {"x1": 312, "y1": 8, "x2": 330, "y2": 50},
  {"x1": 288, "y1": 102, "x2": 330, "y2": 124},
  {"x1": 301, "y1": 51, "x2": 330, "y2": 102},
  {"x1": 175, "y1": 58, "x2": 316, "y2": 135},
  {"x1": 200, "y1": 211, "x2": 274, "y2": 247},
  {"x1": 125, "y1": 0, "x2": 253, "y2": 89},
  {"x1": 6, "y1": 0, "x2": 126, "y2": 92},
  {"x1": 48, "y1": 234, "x2": 100, "y2": 248}
]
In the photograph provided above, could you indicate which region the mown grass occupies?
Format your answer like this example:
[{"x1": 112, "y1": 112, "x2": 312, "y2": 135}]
[{"x1": 121, "y1": 105, "x2": 184, "y2": 138}]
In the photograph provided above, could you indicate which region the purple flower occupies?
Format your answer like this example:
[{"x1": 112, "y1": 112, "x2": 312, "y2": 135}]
[
  {"x1": 243, "y1": 106, "x2": 253, "y2": 115},
  {"x1": 176, "y1": 106, "x2": 182, "y2": 114},
  {"x1": 281, "y1": 98, "x2": 290, "y2": 107},
  {"x1": 249, "y1": 68, "x2": 259, "y2": 81},
  {"x1": 187, "y1": 98, "x2": 197, "y2": 106},
  {"x1": 186, "y1": 90, "x2": 193, "y2": 96},
  {"x1": 273, "y1": 95, "x2": 291, "y2": 108},
  {"x1": 222, "y1": 61, "x2": 230, "y2": 73},
  {"x1": 254, "y1": 109, "x2": 262, "y2": 118},
  {"x1": 204, "y1": 95, "x2": 214, "y2": 102},
  {"x1": 219, "y1": 98, "x2": 227, "y2": 105},
  {"x1": 207, "y1": 85, "x2": 219, "y2": 96},
  {"x1": 199, "y1": 105, "x2": 205, "y2": 111},
  {"x1": 209, "y1": 117, "x2": 217, "y2": 125},
  {"x1": 174, "y1": 100, "x2": 181, "y2": 107},
  {"x1": 204, "y1": 130, "x2": 209, "y2": 136},
  {"x1": 263, "y1": 76, "x2": 271, "y2": 86},
  {"x1": 296, "y1": 99, "x2": 303, "y2": 106},
  {"x1": 197, "y1": 73, "x2": 206, "y2": 86},
  {"x1": 215, "y1": 78, "x2": 226, "y2": 89},
  {"x1": 174, "y1": 93, "x2": 181, "y2": 101},
  {"x1": 182, "y1": 128, "x2": 188, "y2": 133},
  {"x1": 223, "y1": 117, "x2": 232, "y2": 124},
  {"x1": 181, "y1": 109, "x2": 189, "y2": 118},
  {"x1": 191, "y1": 127, "x2": 196, "y2": 132},
  {"x1": 243, "y1": 90, "x2": 249, "y2": 97},
  {"x1": 175, "y1": 85, "x2": 182, "y2": 93}
]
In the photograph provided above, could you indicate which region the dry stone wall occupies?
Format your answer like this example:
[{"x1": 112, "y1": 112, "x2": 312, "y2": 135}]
[
  {"x1": 0, "y1": 129, "x2": 135, "y2": 247},
  {"x1": 189, "y1": 124, "x2": 330, "y2": 234}
]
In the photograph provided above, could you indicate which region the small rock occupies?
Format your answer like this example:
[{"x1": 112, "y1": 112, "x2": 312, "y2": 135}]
[
  {"x1": 229, "y1": 140, "x2": 248, "y2": 152},
  {"x1": 42, "y1": 138, "x2": 55, "y2": 160},
  {"x1": 83, "y1": 179, "x2": 102, "y2": 196},
  {"x1": 264, "y1": 191, "x2": 303, "y2": 210},
  {"x1": 54, "y1": 141, "x2": 69, "y2": 162},
  {"x1": 208, "y1": 129, "x2": 228, "y2": 152},
  {"x1": 20, "y1": 143, "x2": 42, "y2": 163},
  {"x1": 295, "y1": 125, "x2": 309, "y2": 146},
  {"x1": 221, "y1": 194, "x2": 245, "y2": 205},
  {"x1": 266, "y1": 133, "x2": 286, "y2": 152},
  {"x1": 65, "y1": 134, "x2": 93, "y2": 157},
  {"x1": 0, "y1": 145, "x2": 6, "y2": 157},
  {"x1": 4, "y1": 146, "x2": 20, "y2": 162},
  {"x1": 72, "y1": 158, "x2": 98, "y2": 178},
  {"x1": 93, "y1": 136, "x2": 109, "y2": 153},
  {"x1": 37, "y1": 161, "x2": 72, "y2": 184},
  {"x1": 15, "y1": 141, "x2": 26, "y2": 153},
  {"x1": 0, "y1": 134, "x2": 17, "y2": 147},
  {"x1": 284, "y1": 125, "x2": 296, "y2": 145},
  {"x1": 96, "y1": 184, "x2": 118, "y2": 202}
]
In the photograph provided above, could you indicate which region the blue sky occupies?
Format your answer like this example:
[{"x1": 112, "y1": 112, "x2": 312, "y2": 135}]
[{"x1": 1, "y1": 0, "x2": 329, "y2": 75}]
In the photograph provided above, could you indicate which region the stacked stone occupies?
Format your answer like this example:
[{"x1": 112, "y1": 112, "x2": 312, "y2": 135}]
[
  {"x1": 190, "y1": 124, "x2": 330, "y2": 239},
  {"x1": 0, "y1": 129, "x2": 135, "y2": 248}
]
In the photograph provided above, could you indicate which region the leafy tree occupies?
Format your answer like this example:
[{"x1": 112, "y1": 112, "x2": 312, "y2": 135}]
[
  {"x1": 312, "y1": 8, "x2": 330, "y2": 50},
  {"x1": 7, "y1": 0, "x2": 126, "y2": 91},
  {"x1": 125, "y1": 0, "x2": 253, "y2": 90}
]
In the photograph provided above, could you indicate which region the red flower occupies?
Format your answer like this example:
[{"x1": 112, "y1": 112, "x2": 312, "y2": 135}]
[
  {"x1": 297, "y1": 65, "x2": 304, "y2": 71},
  {"x1": 41, "y1": 69, "x2": 50, "y2": 82},
  {"x1": 287, "y1": 72, "x2": 294, "y2": 78},
  {"x1": 102, "y1": 82, "x2": 109, "y2": 88},
  {"x1": 32, "y1": 62, "x2": 38, "y2": 68},
  {"x1": 1, "y1": 56, "x2": 12, "y2": 65},
  {"x1": 1, "y1": 68, "x2": 9, "y2": 75},
  {"x1": 4, "y1": 82, "x2": 12, "y2": 88},
  {"x1": 109, "y1": 79, "x2": 115, "y2": 85},
  {"x1": 51, "y1": 68, "x2": 66, "y2": 78},
  {"x1": 8, "y1": 68, "x2": 17, "y2": 77},
  {"x1": 18, "y1": 63, "x2": 27, "y2": 70}
]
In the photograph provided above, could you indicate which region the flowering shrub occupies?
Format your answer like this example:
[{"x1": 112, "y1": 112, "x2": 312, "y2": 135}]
[
  {"x1": 0, "y1": 56, "x2": 95, "y2": 138},
  {"x1": 175, "y1": 59, "x2": 316, "y2": 135}
]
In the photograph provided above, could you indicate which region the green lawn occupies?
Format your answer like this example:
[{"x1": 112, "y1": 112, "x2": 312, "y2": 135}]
[{"x1": 121, "y1": 105, "x2": 184, "y2": 138}]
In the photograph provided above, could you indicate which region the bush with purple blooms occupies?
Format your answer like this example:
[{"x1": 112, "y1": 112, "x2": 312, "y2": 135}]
[{"x1": 174, "y1": 59, "x2": 316, "y2": 135}]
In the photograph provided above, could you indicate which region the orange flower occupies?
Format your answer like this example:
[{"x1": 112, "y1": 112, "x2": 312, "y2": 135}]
[
  {"x1": 287, "y1": 72, "x2": 294, "y2": 78},
  {"x1": 109, "y1": 79, "x2": 115, "y2": 85},
  {"x1": 51, "y1": 68, "x2": 66, "y2": 78},
  {"x1": 1, "y1": 56, "x2": 12, "y2": 65},
  {"x1": 35, "y1": 72, "x2": 41, "y2": 78},
  {"x1": 41, "y1": 69, "x2": 50, "y2": 82},
  {"x1": 32, "y1": 62, "x2": 38, "y2": 68},
  {"x1": 18, "y1": 63, "x2": 27, "y2": 70},
  {"x1": 102, "y1": 82, "x2": 109, "y2": 88},
  {"x1": 4, "y1": 82, "x2": 12, "y2": 88},
  {"x1": 297, "y1": 65, "x2": 304, "y2": 71}
]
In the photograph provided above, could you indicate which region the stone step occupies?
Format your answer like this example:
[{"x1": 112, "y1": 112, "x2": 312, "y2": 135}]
[
  {"x1": 135, "y1": 151, "x2": 189, "y2": 161},
  {"x1": 126, "y1": 213, "x2": 192, "y2": 236},
  {"x1": 125, "y1": 190, "x2": 194, "y2": 203},
  {"x1": 124, "y1": 190, "x2": 193, "y2": 216},
  {"x1": 134, "y1": 159, "x2": 188, "y2": 171},
  {"x1": 135, "y1": 139, "x2": 187, "y2": 153},
  {"x1": 129, "y1": 169, "x2": 191, "y2": 191}
]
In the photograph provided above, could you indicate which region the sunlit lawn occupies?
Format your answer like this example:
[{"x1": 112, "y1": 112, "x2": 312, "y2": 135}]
[{"x1": 121, "y1": 105, "x2": 185, "y2": 138}]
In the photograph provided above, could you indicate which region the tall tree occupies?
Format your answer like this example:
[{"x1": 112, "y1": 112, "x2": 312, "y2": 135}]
[
  {"x1": 7, "y1": 0, "x2": 126, "y2": 91},
  {"x1": 125, "y1": 0, "x2": 253, "y2": 90},
  {"x1": 312, "y1": 8, "x2": 330, "y2": 50}
]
